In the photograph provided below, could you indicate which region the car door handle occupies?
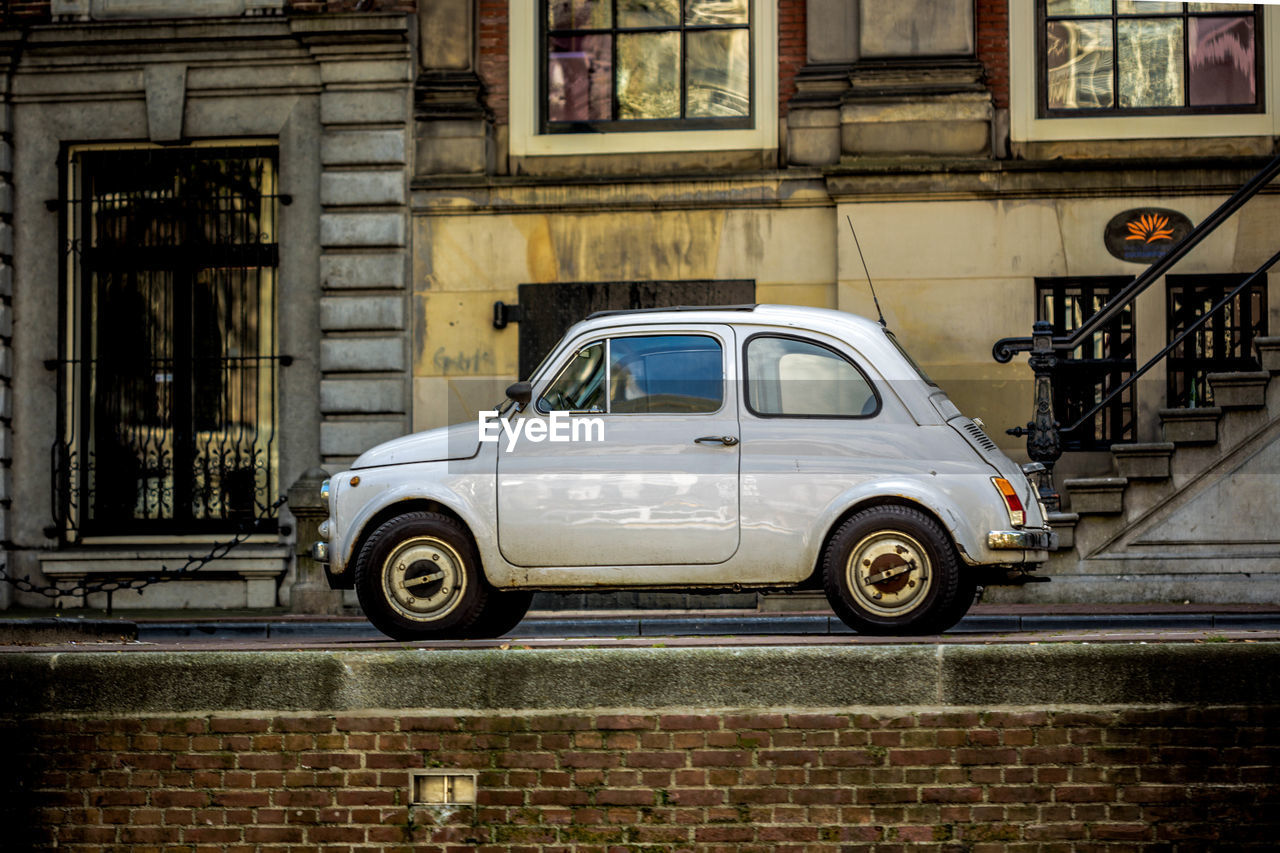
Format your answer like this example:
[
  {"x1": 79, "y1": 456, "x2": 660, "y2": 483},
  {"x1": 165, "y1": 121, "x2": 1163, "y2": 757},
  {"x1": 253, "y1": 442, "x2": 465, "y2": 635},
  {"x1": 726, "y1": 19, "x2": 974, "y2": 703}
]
[{"x1": 694, "y1": 435, "x2": 739, "y2": 446}]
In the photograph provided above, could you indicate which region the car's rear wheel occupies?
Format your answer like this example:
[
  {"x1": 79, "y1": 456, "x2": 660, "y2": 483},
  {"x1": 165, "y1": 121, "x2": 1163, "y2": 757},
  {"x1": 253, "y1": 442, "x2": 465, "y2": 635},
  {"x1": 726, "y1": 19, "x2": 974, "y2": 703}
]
[
  {"x1": 823, "y1": 505, "x2": 971, "y2": 635},
  {"x1": 354, "y1": 511, "x2": 488, "y2": 641}
]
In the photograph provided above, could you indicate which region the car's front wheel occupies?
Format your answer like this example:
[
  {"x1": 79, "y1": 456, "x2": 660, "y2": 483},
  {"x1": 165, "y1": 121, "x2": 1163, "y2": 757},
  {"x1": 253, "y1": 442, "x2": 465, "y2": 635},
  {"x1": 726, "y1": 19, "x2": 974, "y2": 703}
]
[
  {"x1": 354, "y1": 511, "x2": 488, "y2": 641},
  {"x1": 822, "y1": 505, "x2": 972, "y2": 635},
  {"x1": 457, "y1": 587, "x2": 534, "y2": 639}
]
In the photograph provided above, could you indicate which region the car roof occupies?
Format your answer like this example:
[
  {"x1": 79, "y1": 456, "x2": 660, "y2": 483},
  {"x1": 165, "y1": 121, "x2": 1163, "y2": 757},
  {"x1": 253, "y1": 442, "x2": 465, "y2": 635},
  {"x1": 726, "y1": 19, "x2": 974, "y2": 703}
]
[{"x1": 571, "y1": 303, "x2": 889, "y2": 341}]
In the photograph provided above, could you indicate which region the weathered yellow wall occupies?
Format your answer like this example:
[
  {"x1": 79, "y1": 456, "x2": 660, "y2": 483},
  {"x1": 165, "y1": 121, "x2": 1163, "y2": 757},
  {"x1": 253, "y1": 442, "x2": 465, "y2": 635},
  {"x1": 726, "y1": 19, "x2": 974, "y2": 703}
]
[
  {"x1": 412, "y1": 205, "x2": 836, "y2": 431},
  {"x1": 412, "y1": 192, "x2": 1280, "y2": 452}
]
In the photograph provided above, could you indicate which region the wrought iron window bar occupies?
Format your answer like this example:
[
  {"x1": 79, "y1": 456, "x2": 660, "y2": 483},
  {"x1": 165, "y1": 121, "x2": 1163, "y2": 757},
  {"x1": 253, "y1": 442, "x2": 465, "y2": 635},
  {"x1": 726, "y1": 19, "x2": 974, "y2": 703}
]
[{"x1": 51, "y1": 145, "x2": 289, "y2": 541}]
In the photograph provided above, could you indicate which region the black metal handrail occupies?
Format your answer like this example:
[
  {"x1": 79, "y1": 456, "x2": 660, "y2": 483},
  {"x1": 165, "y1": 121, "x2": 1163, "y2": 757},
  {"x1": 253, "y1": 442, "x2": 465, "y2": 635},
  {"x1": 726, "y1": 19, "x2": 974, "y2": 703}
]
[
  {"x1": 994, "y1": 152, "x2": 1280, "y2": 364},
  {"x1": 992, "y1": 152, "x2": 1280, "y2": 510}
]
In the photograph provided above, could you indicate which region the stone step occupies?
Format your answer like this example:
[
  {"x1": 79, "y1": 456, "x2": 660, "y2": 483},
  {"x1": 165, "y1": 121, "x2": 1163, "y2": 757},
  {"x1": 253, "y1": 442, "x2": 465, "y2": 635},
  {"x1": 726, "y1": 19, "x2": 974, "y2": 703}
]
[
  {"x1": 1063, "y1": 477, "x2": 1127, "y2": 515},
  {"x1": 1159, "y1": 407, "x2": 1220, "y2": 445},
  {"x1": 1045, "y1": 511, "x2": 1078, "y2": 550},
  {"x1": 1110, "y1": 442, "x2": 1174, "y2": 480},
  {"x1": 1255, "y1": 336, "x2": 1280, "y2": 374},
  {"x1": 1207, "y1": 371, "x2": 1270, "y2": 410}
]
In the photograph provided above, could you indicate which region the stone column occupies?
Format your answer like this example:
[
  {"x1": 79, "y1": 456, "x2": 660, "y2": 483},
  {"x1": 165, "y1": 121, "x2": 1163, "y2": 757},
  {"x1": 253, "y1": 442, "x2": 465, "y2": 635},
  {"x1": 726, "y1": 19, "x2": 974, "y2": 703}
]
[
  {"x1": 297, "y1": 16, "x2": 414, "y2": 470},
  {"x1": 787, "y1": 0, "x2": 859, "y2": 166},
  {"x1": 842, "y1": 0, "x2": 992, "y2": 159},
  {"x1": 286, "y1": 467, "x2": 343, "y2": 615},
  {"x1": 415, "y1": 0, "x2": 492, "y2": 175}
]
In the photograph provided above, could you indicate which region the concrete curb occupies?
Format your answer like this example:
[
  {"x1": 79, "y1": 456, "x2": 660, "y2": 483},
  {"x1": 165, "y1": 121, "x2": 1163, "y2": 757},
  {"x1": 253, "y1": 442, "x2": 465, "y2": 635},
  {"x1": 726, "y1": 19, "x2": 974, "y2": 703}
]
[
  {"x1": 133, "y1": 610, "x2": 1280, "y2": 641},
  {"x1": 2, "y1": 643, "x2": 1279, "y2": 715},
  {"x1": 2, "y1": 610, "x2": 1280, "y2": 644},
  {"x1": 0, "y1": 617, "x2": 138, "y2": 645}
]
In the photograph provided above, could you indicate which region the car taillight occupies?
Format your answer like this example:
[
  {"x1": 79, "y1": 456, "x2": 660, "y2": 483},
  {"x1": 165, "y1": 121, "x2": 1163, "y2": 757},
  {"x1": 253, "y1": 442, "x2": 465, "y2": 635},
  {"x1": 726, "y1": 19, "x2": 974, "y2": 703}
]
[{"x1": 992, "y1": 477, "x2": 1025, "y2": 528}]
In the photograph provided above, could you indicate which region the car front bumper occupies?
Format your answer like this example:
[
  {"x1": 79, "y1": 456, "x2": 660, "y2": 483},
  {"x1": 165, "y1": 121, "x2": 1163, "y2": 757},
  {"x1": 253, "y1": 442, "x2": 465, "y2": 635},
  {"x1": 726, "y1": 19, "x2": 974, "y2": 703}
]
[{"x1": 987, "y1": 528, "x2": 1058, "y2": 551}]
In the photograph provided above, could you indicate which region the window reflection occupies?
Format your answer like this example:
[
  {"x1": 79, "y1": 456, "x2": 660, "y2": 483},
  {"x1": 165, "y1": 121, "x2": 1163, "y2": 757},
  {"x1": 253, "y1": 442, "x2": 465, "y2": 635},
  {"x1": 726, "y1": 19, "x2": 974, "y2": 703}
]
[
  {"x1": 687, "y1": 30, "x2": 751, "y2": 118},
  {"x1": 544, "y1": 0, "x2": 752, "y2": 130},
  {"x1": 1118, "y1": 18, "x2": 1183, "y2": 108},
  {"x1": 617, "y1": 32, "x2": 681, "y2": 119},
  {"x1": 1047, "y1": 20, "x2": 1114, "y2": 109},
  {"x1": 1041, "y1": 1, "x2": 1261, "y2": 115},
  {"x1": 1189, "y1": 15, "x2": 1255, "y2": 105}
]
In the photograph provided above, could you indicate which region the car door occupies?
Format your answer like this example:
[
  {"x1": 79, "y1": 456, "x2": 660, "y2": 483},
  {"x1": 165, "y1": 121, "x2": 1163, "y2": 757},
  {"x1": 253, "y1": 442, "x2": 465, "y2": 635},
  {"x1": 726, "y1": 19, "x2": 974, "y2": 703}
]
[{"x1": 497, "y1": 326, "x2": 740, "y2": 567}]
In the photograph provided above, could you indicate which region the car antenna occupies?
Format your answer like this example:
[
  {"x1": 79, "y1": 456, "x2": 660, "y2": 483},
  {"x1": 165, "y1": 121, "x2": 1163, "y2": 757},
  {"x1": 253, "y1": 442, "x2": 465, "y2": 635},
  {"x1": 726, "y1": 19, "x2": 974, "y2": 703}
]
[{"x1": 846, "y1": 214, "x2": 886, "y2": 327}]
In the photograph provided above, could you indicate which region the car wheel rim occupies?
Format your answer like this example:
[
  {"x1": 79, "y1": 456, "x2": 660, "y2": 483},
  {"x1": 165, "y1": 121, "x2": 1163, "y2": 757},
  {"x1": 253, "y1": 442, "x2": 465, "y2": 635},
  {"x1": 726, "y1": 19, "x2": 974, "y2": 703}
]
[
  {"x1": 845, "y1": 530, "x2": 932, "y2": 617},
  {"x1": 382, "y1": 536, "x2": 467, "y2": 623}
]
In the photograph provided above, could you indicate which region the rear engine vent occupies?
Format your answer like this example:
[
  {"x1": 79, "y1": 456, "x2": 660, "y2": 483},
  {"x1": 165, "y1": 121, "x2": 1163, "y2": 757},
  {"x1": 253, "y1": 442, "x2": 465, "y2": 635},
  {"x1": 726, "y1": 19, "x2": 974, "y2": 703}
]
[{"x1": 964, "y1": 421, "x2": 997, "y2": 452}]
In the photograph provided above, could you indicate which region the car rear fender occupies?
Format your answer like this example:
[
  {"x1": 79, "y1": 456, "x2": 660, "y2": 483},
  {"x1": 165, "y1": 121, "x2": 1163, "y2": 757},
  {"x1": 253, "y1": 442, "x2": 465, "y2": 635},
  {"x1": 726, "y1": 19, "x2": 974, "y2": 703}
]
[{"x1": 816, "y1": 479, "x2": 995, "y2": 570}]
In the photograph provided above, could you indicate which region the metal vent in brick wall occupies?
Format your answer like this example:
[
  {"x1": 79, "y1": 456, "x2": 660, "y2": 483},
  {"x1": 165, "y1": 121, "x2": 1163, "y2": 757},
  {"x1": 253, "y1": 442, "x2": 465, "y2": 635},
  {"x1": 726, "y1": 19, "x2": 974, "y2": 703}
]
[{"x1": 410, "y1": 771, "x2": 477, "y2": 805}]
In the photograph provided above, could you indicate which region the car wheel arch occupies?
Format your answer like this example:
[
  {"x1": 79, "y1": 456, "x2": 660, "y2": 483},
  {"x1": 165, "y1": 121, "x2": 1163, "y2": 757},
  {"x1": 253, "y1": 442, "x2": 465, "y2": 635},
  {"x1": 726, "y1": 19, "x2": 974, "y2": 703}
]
[
  {"x1": 344, "y1": 498, "x2": 480, "y2": 588},
  {"x1": 809, "y1": 496, "x2": 966, "y2": 587}
]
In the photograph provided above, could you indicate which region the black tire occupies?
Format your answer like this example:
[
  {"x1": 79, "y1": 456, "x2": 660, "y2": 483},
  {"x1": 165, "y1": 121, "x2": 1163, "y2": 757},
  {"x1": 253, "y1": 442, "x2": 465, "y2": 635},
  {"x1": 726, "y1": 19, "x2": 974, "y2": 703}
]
[
  {"x1": 354, "y1": 511, "x2": 489, "y2": 641},
  {"x1": 822, "y1": 505, "x2": 971, "y2": 636},
  {"x1": 458, "y1": 588, "x2": 534, "y2": 639}
]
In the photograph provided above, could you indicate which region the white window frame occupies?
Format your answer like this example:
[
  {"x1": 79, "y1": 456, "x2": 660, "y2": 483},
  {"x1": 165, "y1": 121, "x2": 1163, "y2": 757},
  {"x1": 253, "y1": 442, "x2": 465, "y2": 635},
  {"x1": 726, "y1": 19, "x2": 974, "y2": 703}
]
[
  {"x1": 1010, "y1": 2, "x2": 1280, "y2": 142},
  {"x1": 509, "y1": 0, "x2": 778, "y2": 157}
]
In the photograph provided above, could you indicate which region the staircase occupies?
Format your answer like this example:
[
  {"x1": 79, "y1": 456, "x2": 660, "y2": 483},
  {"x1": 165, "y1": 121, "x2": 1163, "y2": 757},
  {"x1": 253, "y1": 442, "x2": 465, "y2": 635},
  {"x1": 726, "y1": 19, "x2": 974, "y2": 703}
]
[{"x1": 1007, "y1": 337, "x2": 1280, "y2": 604}]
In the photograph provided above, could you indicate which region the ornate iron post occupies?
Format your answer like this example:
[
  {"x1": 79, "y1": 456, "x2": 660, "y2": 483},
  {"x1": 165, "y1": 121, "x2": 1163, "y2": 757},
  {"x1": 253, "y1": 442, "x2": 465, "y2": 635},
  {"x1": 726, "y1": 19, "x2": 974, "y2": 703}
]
[
  {"x1": 286, "y1": 467, "x2": 344, "y2": 615},
  {"x1": 1010, "y1": 321, "x2": 1062, "y2": 512}
]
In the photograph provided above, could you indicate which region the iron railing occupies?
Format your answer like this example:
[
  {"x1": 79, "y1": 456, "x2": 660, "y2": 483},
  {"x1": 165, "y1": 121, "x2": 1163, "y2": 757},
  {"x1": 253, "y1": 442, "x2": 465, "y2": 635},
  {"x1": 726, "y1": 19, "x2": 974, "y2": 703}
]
[{"x1": 993, "y1": 152, "x2": 1280, "y2": 508}]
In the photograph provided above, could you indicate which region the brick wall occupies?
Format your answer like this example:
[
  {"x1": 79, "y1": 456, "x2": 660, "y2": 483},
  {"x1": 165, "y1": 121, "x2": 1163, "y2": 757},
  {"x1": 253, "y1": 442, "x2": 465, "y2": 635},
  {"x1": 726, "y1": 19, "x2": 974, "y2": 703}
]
[
  {"x1": 778, "y1": 0, "x2": 805, "y2": 118},
  {"x1": 478, "y1": 0, "x2": 510, "y2": 126},
  {"x1": 977, "y1": 0, "x2": 1010, "y2": 110},
  {"x1": 8, "y1": 705, "x2": 1277, "y2": 850}
]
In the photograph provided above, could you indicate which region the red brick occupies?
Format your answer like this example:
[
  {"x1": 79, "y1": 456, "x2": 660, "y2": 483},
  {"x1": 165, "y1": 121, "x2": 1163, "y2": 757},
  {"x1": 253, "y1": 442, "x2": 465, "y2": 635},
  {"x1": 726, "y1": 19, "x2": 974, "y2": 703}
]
[
  {"x1": 890, "y1": 749, "x2": 951, "y2": 766},
  {"x1": 594, "y1": 714, "x2": 654, "y2": 730},
  {"x1": 660, "y1": 714, "x2": 719, "y2": 730},
  {"x1": 921, "y1": 787, "x2": 982, "y2": 803}
]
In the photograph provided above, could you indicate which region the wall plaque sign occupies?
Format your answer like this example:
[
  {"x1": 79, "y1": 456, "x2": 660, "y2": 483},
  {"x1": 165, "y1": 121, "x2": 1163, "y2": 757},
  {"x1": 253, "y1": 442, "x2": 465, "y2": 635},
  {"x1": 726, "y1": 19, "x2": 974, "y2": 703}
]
[{"x1": 1105, "y1": 208, "x2": 1193, "y2": 264}]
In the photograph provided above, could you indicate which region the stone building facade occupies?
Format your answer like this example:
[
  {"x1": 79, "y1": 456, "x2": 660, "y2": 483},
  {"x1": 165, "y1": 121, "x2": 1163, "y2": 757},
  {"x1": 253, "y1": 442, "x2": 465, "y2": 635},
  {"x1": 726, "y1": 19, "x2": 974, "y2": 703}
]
[
  {"x1": 0, "y1": 0, "x2": 418, "y2": 609},
  {"x1": 2, "y1": 1, "x2": 1278, "y2": 609}
]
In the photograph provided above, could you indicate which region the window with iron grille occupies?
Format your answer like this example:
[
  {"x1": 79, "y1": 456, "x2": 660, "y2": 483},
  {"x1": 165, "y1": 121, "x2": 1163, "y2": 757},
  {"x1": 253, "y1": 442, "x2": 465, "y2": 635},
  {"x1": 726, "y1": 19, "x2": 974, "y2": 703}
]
[
  {"x1": 1039, "y1": 1, "x2": 1262, "y2": 117},
  {"x1": 1036, "y1": 277, "x2": 1136, "y2": 451},
  {"x1": 1167, "y1": 273, "x2": 1267, "y2": 408},
  {"x1": 543, "y1": 0, "x2": 753, "y2": 132},
  {"x1": 55, "y1": 145, "x2": 284, "y2": 540}
]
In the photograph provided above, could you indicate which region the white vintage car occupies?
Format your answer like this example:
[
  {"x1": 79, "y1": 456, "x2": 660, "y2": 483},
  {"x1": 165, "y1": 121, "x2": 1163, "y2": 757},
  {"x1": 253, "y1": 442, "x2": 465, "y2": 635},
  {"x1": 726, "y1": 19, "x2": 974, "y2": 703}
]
[{"x1": 314, "y1": 305, "x2": 1054, "y2": 640}]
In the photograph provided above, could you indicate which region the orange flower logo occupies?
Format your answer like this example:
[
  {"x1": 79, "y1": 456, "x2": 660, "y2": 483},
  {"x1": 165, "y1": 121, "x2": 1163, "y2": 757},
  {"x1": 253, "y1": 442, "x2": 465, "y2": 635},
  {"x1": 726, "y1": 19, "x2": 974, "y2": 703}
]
[{"x1": 1125, "y1": 213, "x2": 1175, "y2": 243}]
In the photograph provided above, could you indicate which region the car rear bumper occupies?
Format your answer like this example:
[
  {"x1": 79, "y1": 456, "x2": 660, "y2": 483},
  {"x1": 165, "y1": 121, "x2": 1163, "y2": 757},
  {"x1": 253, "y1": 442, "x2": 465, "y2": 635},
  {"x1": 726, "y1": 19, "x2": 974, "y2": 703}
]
[{"x1": 987, "y1": 528, "x2": 1058, "y2": 551}]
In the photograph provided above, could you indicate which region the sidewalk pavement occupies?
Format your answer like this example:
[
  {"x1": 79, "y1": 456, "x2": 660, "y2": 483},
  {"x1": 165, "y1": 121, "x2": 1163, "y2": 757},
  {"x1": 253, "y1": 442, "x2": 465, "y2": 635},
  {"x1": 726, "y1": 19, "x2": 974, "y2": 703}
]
[{"x1": 3, "y1": 603, "x2": 1279, "y2": 644}]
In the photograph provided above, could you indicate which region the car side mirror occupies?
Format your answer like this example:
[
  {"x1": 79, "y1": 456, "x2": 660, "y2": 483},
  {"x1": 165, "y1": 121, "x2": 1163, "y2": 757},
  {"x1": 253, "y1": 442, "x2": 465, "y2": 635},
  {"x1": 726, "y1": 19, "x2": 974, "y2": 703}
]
[{"x1": 506, "y1": 381, "x2": 532, "y2": 406}]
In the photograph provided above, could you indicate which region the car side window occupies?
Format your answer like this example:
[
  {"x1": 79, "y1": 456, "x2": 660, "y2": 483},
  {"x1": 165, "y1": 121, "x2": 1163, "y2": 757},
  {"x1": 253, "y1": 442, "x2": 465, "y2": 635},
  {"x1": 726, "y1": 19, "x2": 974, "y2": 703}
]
[
  {"x1": 540, "y1": 340, "x2": 607, "y2": 412},
  {"x1": 610, "y1": 335, "x2": 724, "y2": 414},
  {"x1": 539, "y1": 334, "x2": 725, "y2": 414},
  {"x1": 745, "y1": 335, "x2": 879, "y2": 417}
]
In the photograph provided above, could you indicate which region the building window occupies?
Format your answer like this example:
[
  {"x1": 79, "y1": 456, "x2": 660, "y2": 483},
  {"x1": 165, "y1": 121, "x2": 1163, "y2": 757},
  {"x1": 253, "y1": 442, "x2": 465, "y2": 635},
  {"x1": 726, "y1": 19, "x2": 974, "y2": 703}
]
[
  {"x1": 1037, "y1": 277, "x2": 1136, "y2": 451},
  {"x1": 56, "y1": 145, "x2": 284, "y2": 540},
  {"x1": 543, "y1": 0, "x2": 752, "y2": 132},
  {"x1": 1167, "y1": 274, "x2": 1267, "y2": 408},
  {"x1": 1040, "y1": 1, "x2": 1262, "y2": 116},
  {"x1": 511, "y1": 0, "x2": 776, "y2": 156}
]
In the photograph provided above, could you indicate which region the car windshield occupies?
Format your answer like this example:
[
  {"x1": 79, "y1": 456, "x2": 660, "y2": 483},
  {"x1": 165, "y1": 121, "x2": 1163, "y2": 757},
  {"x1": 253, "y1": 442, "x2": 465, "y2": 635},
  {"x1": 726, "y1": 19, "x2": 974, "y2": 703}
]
[{"x1": 884, "y1": 330, "x2": 937, "y2": 387}]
